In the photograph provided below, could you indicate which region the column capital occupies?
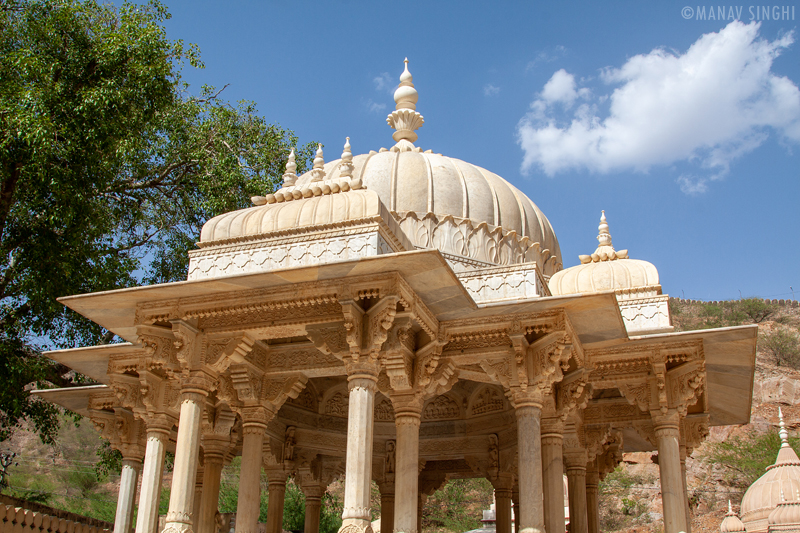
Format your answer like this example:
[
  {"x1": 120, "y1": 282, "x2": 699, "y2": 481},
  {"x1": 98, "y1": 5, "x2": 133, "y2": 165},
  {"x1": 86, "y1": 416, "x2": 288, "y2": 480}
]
[
  {"x1": 652, "y1": 409, "x2": 681, "y2": 433},
  {"x1": 347, "y1": 372, "x2": 379, "y2": 391}
]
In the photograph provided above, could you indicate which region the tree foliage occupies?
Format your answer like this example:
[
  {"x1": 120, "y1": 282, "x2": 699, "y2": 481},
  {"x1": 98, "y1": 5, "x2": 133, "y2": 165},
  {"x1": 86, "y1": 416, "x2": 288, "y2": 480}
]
[
  {"x1": 703, "y1": 429, "x2": 800, "y2": 490},
  {"x1": 0, "y1": 0, "x2": 314, "y2": 443},
  {"x1": 760, "y1": 328, "x2": 800, "y2": 368}
]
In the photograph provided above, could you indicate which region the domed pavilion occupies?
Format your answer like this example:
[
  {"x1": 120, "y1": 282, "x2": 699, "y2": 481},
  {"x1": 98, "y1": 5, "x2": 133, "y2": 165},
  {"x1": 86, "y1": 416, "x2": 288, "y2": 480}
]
[
  {"x1": 35, "y1": 60, "x2": 757, "y2": 533},
  {"x1": 722, "y1": 410, "x2": 800, "y2": 532}
]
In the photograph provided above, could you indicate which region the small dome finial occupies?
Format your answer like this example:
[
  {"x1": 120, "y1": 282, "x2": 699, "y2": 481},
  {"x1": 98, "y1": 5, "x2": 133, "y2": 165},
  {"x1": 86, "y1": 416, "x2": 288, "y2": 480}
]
[
  {"x1": 387, "y1": 58, "x2": 424, "y2": 147},
  {"x1": 598, "y1": 210, "x2": 613, "y2": 248},
  {"x1": 780, "y1": 407, "x2": 790, "y2": 448},
  {"x1": 339, "y1": 137, "x2": 354, "y2": 179},
  {"x1": 728, "y1": 500, "x2": 733, "y2": 514},
  {"x1": 311, "y1": 144, "x2": 326, "y2": 182},
  {"x1": 282, "y1": 147, "x2": 298, "y2": 187}
]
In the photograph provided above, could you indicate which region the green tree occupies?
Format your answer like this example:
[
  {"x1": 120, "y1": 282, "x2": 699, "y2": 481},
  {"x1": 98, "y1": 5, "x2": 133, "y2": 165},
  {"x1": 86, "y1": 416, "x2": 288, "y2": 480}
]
[
  {"x1": 760, "y1": 328, "x2": 800, "y2": 368},
  {"x1": 0, "y1": 0, "x2": 314, "y2": 443},
  {"x1": 703, "y1": 429, "x2": 800, "y2": 489}
]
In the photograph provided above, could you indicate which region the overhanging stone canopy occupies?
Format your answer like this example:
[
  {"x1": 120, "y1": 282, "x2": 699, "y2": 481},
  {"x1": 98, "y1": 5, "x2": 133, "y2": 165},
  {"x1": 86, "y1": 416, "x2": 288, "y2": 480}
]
[{"x1": 35, "y1": 60, "x2": 757, "y2": 533}]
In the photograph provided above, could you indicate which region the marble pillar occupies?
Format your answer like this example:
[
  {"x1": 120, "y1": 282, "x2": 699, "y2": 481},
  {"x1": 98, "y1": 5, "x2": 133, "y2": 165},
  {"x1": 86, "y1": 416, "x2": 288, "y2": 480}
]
[
  {"x1": 136, "y1": 426, "x2": 169, "y2": 533},
  {"x1": 266, "y1": 474, "x2": 287, "y2": 533},
  {"x1": 585, "y1": 461, "x2": 600, "y2": 533},
  {"x1": 565, "y1": 453, "x2": 588, "y2": 533},
  {"x1": 394, "y1": 405, "x2": 421, "y2": 533},
  {"x1": 680, "y1": 443, "x2": 692, "y2": 533},
  {"x1": 541, "y1": 427, "x2": 565, "y2": 533},
  {"x1": 378, "y1": 483, "x2": 395, "y2": 533},
  {"x1": 114, "y1": 458, "x2": 142, "y2": 533},
  {"x1": 654, "y1": 415, "x2": 688, "y2": 533},
  {"x1": 516, "y1": 403, "x2": 545, "y2": 533},
  {"x1": 303, "y1": 488, "x2": 322, "y2": 533},
  {"x1": 193, "y1": 457, "x2": 204, "y2": 533},
  {"x1": 340, "y1": 373, "x2": 377, "y2": 533},
  {"x1": 199, "y1": 446, "x2": 226, "y2": 533},
  {"x1": 235, "y1": 423, "x2": 266, "y2": 533},
  {"x1": 164, "y1": 390, "x2": 206, "y2": 533},
  {"x1": 416, "y1": 493, "x2": 425, "y2": 533},
  {"x1": 495, "y1": 486, "x2": 513, "y2": 533},
  {"x1": 164, "y1": 389, "x2": 206, "y2": 533}
]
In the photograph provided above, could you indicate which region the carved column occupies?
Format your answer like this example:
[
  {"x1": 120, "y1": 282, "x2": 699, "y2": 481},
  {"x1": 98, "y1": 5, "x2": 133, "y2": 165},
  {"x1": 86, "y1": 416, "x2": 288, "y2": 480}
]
[
  {"x1": 164, "y1": 388, "x2": 207, "y2": 533},
  {"x1": 235, "y1": 417, "x2": 268, "y2": 533},
  {"x1": 679, "y1": 442, "x2": 691, "y2": 533},
  {"x1": 541, "y1": 419, "x2": 565, "y2": 533},
  {"x1": 303, "y1": 486, "x2": 323, "y2": 533},
  {"x1": 654, "y1": 412, "x2": 688, "y2": 533},
  {"x1": 136, "y1": 424, "x2": 170, "y2": 533},
  {"x1": 265, "y1": 470, "x2": 288, "y2": 533},
  {"x1": 492, "y1": 476, "x2": 514, "y2": 533},
  {"x1": 340, "y1": 368, "x2": 378, "y2": 533},
  {"x1": 193, "y1": 454, "x2": 204, "y2": 533},
  {"x1": 114, "y1": 457, "x2": 142, "y2": 533},
  {"x1": 393, "y1": 398, "x2": 422, "y2": 533},
  {"x1": 585, "y1": 460, "x2": 600, "y2": 533},
  {"x1": 564, "y1": 449, "x2": 588, "y2": 533},
  {"x1": 515, "y1": 397, "x2": 545, "y2": 533},
  {"x1": 199, "y1": 444, "x2": 226, "y2": 533},
  {"x1": 378, "y1": 482, "x2": 395, "y2": 533}
]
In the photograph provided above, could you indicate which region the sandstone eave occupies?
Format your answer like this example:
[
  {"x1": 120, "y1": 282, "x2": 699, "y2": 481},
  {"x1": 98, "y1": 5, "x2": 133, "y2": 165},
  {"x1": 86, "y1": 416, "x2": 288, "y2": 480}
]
[{"x1": 31, "y1": 384, "x2": 110, "y2": 417}]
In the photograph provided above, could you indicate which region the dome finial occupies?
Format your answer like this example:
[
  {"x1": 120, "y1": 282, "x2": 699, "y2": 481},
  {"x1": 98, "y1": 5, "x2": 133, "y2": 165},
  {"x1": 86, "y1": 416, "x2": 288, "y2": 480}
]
[
  {"x1": 339, "y1": 137, "x2": 354, "y2": 179},
  {"x1": 311, "y1": 144, "x2": 326, "y2": 182},
  {"x1": 728, "y1": 500, "x2": 733, "y2": 514},
  {"x1": 387, "y1": 58, "x2": 424, "y2": 148},
  {"x1": 780, "y1": 407, "x2": 790, "y2": 448},
  {"x1": 282, "y1": 147, "x2": 298, "y2": 187},
  {"x1": 598, "y1": 210, "x2": 613, "y2": 248}
]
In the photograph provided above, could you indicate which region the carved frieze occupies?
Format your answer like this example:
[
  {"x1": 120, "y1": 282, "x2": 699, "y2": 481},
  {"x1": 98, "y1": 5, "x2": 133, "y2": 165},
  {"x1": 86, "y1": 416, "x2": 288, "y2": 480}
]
[
  {"x1": 325, "y1": 392, "x2": 348, "y2": 417},
  {"x1": 423, "y1": 395, "x2": 460, "y2": 420},
  {"x1": 470, "y1": 386, "x2": 505, "y2": 416}
]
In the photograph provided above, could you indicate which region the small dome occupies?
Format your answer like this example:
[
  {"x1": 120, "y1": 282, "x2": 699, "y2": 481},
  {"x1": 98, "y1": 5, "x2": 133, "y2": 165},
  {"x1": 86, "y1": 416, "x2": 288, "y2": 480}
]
[
  {"x1": 741, "y1": 410, "x2": 800, "y2": 530},
  {"x1": 549, "y1": 211, "x2": 659, "y2": 296},
  {"x1": 720, "y1": 501, "x2": 746, "y2": 532}
]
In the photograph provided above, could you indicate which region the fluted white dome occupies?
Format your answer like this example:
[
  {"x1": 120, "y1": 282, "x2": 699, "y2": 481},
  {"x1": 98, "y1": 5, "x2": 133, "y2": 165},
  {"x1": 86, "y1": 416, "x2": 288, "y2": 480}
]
[{"x1": 549, "y1": 211, "x2": 659, "y2": 296}]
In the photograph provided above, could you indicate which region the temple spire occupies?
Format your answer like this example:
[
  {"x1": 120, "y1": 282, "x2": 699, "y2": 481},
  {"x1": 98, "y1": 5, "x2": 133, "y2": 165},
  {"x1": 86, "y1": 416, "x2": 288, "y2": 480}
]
[
  {"x1": 387, "y1": 58, "x2": 424, "y2": 148},
  {"x1": 597, "y1": 210, "x2": 613, "y2": 249},
  {"x1": 780, "y1": 407, "x2": 790, "y2": 448}
]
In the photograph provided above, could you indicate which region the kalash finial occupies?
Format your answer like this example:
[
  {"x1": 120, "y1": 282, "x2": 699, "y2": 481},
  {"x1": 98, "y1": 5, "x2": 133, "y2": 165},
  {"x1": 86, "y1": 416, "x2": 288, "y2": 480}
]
[
  {"x1": 580, "y1": 211, "x2": 629, "y2": 264},
  {"x1": 310, "y1": 144, "x2": 326, "y2": 182},
  {"x1": 339, "y1": 137, "x2": 354, "y2": 179},
  {"x1": 780, "y1": 407, "x2": 790, "y2": 448},
  {"x1": 387, "y1": 58, "x2": 424, "y2": 150},
  {"x1": 282, "y1": 147, "x2": 297, "y2": 187},
  {"x1": 598, "y1": 211, "x2": 612, "y2": 248}
]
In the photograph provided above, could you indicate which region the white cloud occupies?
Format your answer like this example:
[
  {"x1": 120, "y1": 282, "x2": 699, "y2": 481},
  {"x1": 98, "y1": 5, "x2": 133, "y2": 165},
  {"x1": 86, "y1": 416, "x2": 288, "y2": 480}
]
[
  {"x1": 484, "y1": 84, "x2": 500, "y2": 96},
  {"x1": 373, "y1": 72, "x2": 394, "y2": 93},
  {"x1": 526, "y1": 45, "x2": 567, "y2": 71},
  {"x1": 517, "y1": 21, "x2": 800, "y2": 191},
  {"x1": 365, "y1": 99, "x2": 386, "y2": 114}
]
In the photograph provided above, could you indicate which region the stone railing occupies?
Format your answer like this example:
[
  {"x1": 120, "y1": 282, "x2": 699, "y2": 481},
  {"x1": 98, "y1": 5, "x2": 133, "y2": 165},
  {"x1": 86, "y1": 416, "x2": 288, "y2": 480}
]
[
  {"x1": 669, "y1": 297, "x2": 799, "y2": 308},
  {"x1": 1, "y1": 496, "x2": 112, "y2": 533}
]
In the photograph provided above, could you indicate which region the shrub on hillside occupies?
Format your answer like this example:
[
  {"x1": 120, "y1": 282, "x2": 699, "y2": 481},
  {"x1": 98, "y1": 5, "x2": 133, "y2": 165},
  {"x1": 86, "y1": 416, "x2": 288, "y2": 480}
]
[
  {"x1": 760, "y1": 328, "x2": 800, "y2": 368},
  {"x1": 703, "y1": 429, "x2": 800, "y2": 489}
]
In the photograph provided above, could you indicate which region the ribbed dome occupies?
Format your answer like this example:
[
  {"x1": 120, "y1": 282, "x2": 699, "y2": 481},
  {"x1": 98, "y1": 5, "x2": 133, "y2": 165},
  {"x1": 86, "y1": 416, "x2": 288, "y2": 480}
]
[
  {"x1": 549, "y1": 211, "x2": 659, "y2": 296},
  {"x1": 741, "y1": 411, "x2": 800, "y2": 531},
  {"x1": 720, "y1": 501, "x2": 746, "y2": 532}
]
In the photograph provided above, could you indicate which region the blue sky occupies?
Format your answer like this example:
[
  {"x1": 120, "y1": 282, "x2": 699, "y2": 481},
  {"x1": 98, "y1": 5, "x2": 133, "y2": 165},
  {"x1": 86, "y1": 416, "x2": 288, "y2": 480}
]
[{"x1": 160, "y1": 1, "x2": 799, "y2": 301}]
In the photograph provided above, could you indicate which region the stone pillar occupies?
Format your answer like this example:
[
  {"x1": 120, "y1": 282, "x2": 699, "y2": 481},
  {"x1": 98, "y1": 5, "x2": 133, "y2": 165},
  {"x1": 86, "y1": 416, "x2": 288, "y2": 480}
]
[
  {"x1": 114, "y1": 457, "x2": 142, "y2": 533},
  {"x1": 136, "y1": 425, "x2": 169, "y2": 533},
  {"x1": 164, "y1": 389, "x2": 207, "y2": 533},
  {"x1": 494, "y1": 484, "x2": 514, "y2": 533},
  {"x1": 654, "y1": 414, "x2": 688, "y2": 533},
  {"x1": 193, "y1": 456, "x2": 204, "y2": 533},
  {"x1": 565, "y1": 452, "x2": 588, "y2": 533},
  {"x1": 265, "y1": 472, "x2": 287, "y2": 533},
  {"x1": 199, "y1": 444, "x2": 226, "y2": 533},
  {"x1": 679, "y1": 443, "x2": 692, "y2": 533},
  {"x1": 512, "y1": 487, "x2": 520, "y2": 533},
  {"x1": 541, "y1": 421, "x2": 565, "y2": 533},
  {"x1": 235, "y1": 421, "x2": 266, "y2": 533},
  {"x1": 378, "y1": 482, "x2": 395, "y2": 533},
  {"x1": 516, "y1": 401, "x2": 545, "y2": 533},
  {"x1": 340, "y1": 372, "x2": 377, "y2": 533},
  {"x1": 585, "y1": 461, "x2": 600, "y2": 533},
  {"x1": 394, "y1": 401, "x2": 421, "y2": 533},
  {"x1": 303, "y1": 487, "x2": 323, "y2": 533},
  {"x1": 416, "y1": 493, "x2": 425, "y2": 533}
]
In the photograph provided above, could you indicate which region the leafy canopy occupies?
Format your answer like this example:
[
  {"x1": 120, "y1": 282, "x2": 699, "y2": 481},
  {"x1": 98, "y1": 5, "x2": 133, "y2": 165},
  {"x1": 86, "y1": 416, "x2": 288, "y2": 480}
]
[{"x1": 0, "y1": 0, "x2": 314, "y2": 443}]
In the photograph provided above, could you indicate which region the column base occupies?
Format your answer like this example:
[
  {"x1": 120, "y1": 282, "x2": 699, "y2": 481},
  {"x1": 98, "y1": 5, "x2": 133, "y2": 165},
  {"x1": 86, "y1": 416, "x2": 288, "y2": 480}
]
[
  {"x1": 519, "y1": 529, "x2": 545, "y2": 533},
  {"x1": 162, "y1": 521, "x2": 193, "y2": 533},
  {"x1": 338, "y1": 519, "x2": 374, "y2": 533}
]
